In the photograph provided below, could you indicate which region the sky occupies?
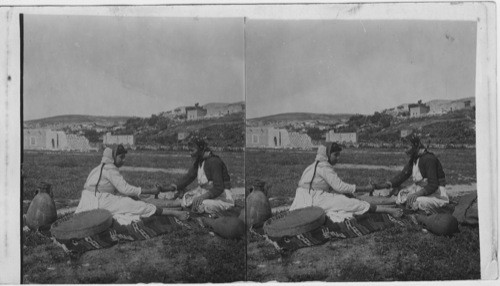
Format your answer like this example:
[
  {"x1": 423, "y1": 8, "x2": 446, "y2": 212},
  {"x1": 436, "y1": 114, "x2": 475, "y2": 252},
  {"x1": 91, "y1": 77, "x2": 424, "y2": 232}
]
[
  {"x1": 23, "y1": 16, "x2": 477, "y2": 121},
  {"x1": 246, "y1": 20, "x2": 477, "y2": 118},
  {"x1": 23, "y1": 15, "x2": 245, "y2": 120}
]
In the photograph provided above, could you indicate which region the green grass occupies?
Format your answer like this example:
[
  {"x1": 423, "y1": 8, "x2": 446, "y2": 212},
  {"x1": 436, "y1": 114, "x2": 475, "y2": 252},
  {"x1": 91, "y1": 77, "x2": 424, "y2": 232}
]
[
  {"x1": 22, "y1": 150, "x2": 245, "y2": 283},
  {"x1": 23, "y1": 227, "x2": 246, "y2": 283},
  {"x1": 22, "y1": 148, "x2": 479, "y2": 282},
  {"x1": 246, "y1": 224, "x2": 480, "y2": 282},
  {"x1": 245, "y1": 148, "x2": 477, "y2": 199},
  {"x1": 245, "y1": 147, "x2": 479, "y2": 282},
  {"x1": 22, "y1": 150, "x2": 244, "y2": 201}
]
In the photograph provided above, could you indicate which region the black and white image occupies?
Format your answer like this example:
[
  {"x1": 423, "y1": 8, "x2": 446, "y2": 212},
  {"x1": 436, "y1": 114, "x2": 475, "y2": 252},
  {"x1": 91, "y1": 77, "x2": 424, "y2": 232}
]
[
  {"x1": 245, "y1": 18, "x2": 481, "y2": 281},
  {"x1": 0, "y1": 2, "x2": 496, "y2": 284},
  {"x1": 21, "y1": 14, "x2": 246, "y2": 283}
]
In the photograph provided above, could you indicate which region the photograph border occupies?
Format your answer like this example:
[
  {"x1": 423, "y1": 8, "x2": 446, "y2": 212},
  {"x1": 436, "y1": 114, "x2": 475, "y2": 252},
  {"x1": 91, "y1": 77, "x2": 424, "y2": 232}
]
[{"x1": 0, "y1": 2, "x2": 497, "y2": 284}]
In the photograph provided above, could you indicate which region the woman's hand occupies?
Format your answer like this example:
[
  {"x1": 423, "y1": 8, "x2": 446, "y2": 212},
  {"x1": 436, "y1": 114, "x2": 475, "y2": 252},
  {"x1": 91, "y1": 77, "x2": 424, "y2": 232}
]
[
  {"x1": 373, "y1": 181, "x2": 391, "y2": 190},
  {"x1": 355, "y1": 184, "x2": 374, "y2": 194},
  {"x1": 157, "y1": 183, "x2": 177, "y2": 193},
  {"x1": 192, "y1": 192, "x2": 211, "y2": 210},
  {"x1": 142, "y1": 188, "x2": 160, "y2": 195},
  {"x1": 406, "y1": 191, "x2": 424, "y2": 206}
]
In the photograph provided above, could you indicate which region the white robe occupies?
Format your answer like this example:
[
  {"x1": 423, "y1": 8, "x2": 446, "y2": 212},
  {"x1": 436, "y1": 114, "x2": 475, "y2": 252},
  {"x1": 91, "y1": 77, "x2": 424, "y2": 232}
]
[
  {"x1": 75, "y1": 148, "x2": 156, "y2": 224},
  {"x1": 290, "y1": 145, "x2": 370, "y2": 222}
]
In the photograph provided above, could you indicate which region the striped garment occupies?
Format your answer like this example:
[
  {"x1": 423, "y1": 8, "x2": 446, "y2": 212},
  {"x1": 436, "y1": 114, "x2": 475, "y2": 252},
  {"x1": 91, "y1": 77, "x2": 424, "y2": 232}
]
[
  {"x1": 52, "y1": 214, "x2": 203, "y2": 256},
  {"x1": 259, "y1": 212, "x2": 419, "y2": 252}
]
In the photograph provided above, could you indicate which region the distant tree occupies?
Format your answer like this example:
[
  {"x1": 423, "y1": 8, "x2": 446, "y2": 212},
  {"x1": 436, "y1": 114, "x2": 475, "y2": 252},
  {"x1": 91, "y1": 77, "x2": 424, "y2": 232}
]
[
  {"x1": 370, "y1": 112, "x2": 382, "y2": 124},
  {"x1": 148, "y1": 114, "x2": 159, "y2": 126},
  {"x1": 176, "y1": 114, "x2": 187, "y2": 120},
  {"x1": 347, "y1": 114, "x2": 367, "y2": 129},
  {"x1": 125, "y1": 117, "x2": 143, "y2": 129},
  {"x1": 306, "y1": 127, "x2": 324, "y2": 141},
  {"x1": 83, "y1": 129, "x2": 100, "y2": 143},
  {"x1": 380, "y1": 113, "x2": 392, "y2": 128},
  {"x1": 157, "y1": 116, "x2": 170, "y2": 130}
]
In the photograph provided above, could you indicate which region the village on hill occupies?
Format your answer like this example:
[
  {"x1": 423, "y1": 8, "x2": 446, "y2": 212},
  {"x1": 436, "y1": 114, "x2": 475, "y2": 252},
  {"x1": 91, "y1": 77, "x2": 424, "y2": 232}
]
[
  {"x1": 23, "y1": 97, "x2": 475, "y2": 152},
  {"x1": 246, "y1": 97, "x2": 476, "y2": 150},
  {"x1": 23, "y1": 102, "x2": 245, "y2": 152}
]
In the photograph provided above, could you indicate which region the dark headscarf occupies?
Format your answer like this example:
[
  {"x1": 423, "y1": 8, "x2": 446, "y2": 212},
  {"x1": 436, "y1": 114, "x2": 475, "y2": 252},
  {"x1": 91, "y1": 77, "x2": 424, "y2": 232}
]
[
  {"x1": 113, "y1": 144, "x2": 128, "y2": 159},
  {"x1": 323, "y1": 142, "x2": 343, "y2": 165},
  {"x1": 101, "y1": 144, "x2": 128, "y2": 165},
  {"x1": 189, "y1": 137, "x2": 211, "y2": 164},
  {"x1": 405, "y1": 134, "x2": 425, "y2": 161}
]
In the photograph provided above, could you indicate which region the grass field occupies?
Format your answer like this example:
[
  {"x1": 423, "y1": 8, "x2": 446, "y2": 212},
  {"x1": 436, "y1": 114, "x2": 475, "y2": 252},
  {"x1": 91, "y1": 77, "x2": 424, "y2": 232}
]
[
  {"x1": 245, "y1": 148, "x2": 476, "y2": 205},
  {"x1": 245, "y1": 147, "x2": 479, "y2": 282},
  {"x1": 22, "y1": 150, "x2": 244, "y2": 201},
  {"x1": 22, "y1": 150, "x2": 245, "y2": 283},
  {"x1": 22, "y1": 147, "x2": 480, "y2": 282}
]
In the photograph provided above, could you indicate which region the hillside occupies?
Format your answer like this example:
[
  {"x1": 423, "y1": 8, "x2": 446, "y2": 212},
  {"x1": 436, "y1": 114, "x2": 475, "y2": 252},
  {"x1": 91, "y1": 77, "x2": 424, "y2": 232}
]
[
  {"x1": 355, "y1": 109, "x2": 476, "y2": 146},
  {"x1": 203, "y1": 101, "x2": 244, "y2": 109},
  {"x1": 24, "y1": 102, "x2": 245, "y2": 149},
  {"x1": 116, "y1": 112, "x2": 245, "y2": 149},
  {"x1": 24, "y1": 115, "x2": 130, "y2": 128},
  {"x1": 248, "y1": 108, "x2": 475, "y2": 146},
  {"x1": 247, "y1": 112, "x2": 353, "y2": 123},
  {"x1": 24, "y1": 101, "x2": 245, "y2": 128}
]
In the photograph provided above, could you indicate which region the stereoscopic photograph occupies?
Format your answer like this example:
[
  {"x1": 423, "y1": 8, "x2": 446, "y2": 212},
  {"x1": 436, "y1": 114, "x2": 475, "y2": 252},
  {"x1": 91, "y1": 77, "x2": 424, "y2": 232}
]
[
  {"x1": 244, "y1": 18, "x2": 481, "y2": 282},
  {"x1": 0, "y1": 2, "x2": 495, "y2": 285},
  {"x1": 21, "y1": 14, "x2": 246, "y2": 283}
]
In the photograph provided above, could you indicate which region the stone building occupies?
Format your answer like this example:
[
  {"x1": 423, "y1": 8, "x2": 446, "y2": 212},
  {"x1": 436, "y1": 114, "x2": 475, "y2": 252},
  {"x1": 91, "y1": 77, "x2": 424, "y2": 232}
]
[{"x1": 325, "y1": 130, "x2": 357, "y2": 144}]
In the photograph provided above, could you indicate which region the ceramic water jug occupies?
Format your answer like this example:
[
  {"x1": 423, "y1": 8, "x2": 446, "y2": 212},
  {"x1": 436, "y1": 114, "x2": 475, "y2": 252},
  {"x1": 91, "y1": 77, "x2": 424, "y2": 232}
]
[
  {"x1": 202, "y1": 216, "x2": 245, "y2": 239},
  {"x1": 416, "y1": 213, "x2": 459, "y2": 236},
  {"x1": 26, "y1": 182, "x2": 57, "y2": 231},
  {"x1": 245, "y1": 182, "x2": 272, "y2": 228}
]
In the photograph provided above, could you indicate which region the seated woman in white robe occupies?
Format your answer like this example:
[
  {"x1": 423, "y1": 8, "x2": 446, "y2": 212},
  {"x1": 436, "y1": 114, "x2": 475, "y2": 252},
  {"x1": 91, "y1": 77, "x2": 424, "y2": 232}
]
[
  {"x1": 290, "y1": 142, "x2": 403, "y2": 222},
  {"x1": 75, "y1": 144, "x2": 189, "y2": 223}
]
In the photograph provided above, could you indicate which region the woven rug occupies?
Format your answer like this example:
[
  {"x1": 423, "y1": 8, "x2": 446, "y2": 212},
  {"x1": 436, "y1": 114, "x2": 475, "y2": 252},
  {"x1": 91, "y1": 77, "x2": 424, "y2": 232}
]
[
  {"x1": 259, "y1": 212, "x2": 419, "y2": 252},
  {"x1": 52, "y1": 214, "x2": 204, "y2": 255}
]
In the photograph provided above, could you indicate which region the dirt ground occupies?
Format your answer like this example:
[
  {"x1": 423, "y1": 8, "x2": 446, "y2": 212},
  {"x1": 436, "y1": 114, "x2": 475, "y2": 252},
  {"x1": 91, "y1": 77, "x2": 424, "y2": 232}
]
[
  {"x1": 23, "y1": 225, "x2": 246, "y2": 283},
  {"x1": 22, "y1": 188, "x2": 247, "y2": 284},
  {"x1": 246, "y1": 189, "x2": 480, "y2": 282},
  {"x1": 246, "y1": 221, "x2": 480, "y2": 282},
  {"x1": 22, "y1": 149, "x2": 479, "y2": 282}
]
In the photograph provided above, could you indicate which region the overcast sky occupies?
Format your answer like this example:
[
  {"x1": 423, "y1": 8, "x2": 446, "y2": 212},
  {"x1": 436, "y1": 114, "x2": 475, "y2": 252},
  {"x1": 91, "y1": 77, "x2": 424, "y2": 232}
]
[
  {"x1": 246, "y1": 20, "x2": 477, "y2": 119},
  {"x1": 23, "y1": 15, "x2": 244, "y2": 120},
  {"x1": 23, "y1": 16, "x2": 476, "y2": 121}
]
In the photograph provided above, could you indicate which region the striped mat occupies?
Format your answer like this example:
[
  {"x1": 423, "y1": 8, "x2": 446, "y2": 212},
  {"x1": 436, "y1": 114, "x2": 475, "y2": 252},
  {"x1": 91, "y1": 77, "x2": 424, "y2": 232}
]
[
  {"x1": 52, "y1": 215, "x2": 202, "y2": 256},
  {"x1": 260, "y1": 213, "x2": 419, "y2": 252}
]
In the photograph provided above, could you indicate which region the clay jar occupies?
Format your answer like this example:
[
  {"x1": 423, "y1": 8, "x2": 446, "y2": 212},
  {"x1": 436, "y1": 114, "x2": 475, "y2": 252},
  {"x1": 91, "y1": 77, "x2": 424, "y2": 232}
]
[
  {"x1": 416, "y1": 213, "x2": 459, "y2": 236},
  {"x1": 26, "y1": 182, "x2": 57, "y2": 231},
  {"x1": 202, "y1": 217, "x2": 245, "y2": 239},
  {"x1": 242, "y1": 184, "x2": 272, "y2": 229}
]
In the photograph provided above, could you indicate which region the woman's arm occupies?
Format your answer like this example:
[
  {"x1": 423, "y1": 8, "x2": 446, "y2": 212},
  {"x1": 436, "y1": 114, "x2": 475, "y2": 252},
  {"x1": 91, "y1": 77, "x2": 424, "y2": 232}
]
[
  {"x1": 419, "y1": 155, "x2": 440, "y2": 195},
  {"x1": 173, "y1": 163, "x2": 197, "y2": 191},
  {"x1": 389, "y1": 158, "x2": 413, "y2": 188},
  {"x1": 319, "y1": 165, "x2": 356, "y2": 194},
  {"x1": 203, "y1": 157, "x2": 226, "y2": 199},
  {"x1": 355, "y1": 184, "x2": 374, "y2": 194},
  {"x1": 107, "y1": 168, "x2": 142, "y2": 197}
]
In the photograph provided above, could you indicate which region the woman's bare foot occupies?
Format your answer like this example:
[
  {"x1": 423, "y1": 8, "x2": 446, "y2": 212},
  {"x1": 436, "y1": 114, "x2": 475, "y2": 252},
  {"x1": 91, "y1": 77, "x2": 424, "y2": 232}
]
[
  {"x1": 161, "y1": 209, "x2": 190, "y2": 220},
  {"x1": 172, "y1": 210, "x2": 190, "y2": 221},
  {"x1": 163, "y1": 199, "x2": 182, "y2": 208},
  {"x1": 387, "y1": 208, "x2": 404, "y2": 218}
]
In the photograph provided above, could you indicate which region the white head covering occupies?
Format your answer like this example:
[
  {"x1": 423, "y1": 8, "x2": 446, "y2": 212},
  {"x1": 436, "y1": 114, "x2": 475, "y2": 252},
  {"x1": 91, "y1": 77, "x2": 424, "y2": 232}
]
[
  {"x1": 315, "y1": 145, "x2": 329, "y2": 163},
  {"x1": 101, "y1": 147, "x2": 114, "y2": 164}
]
